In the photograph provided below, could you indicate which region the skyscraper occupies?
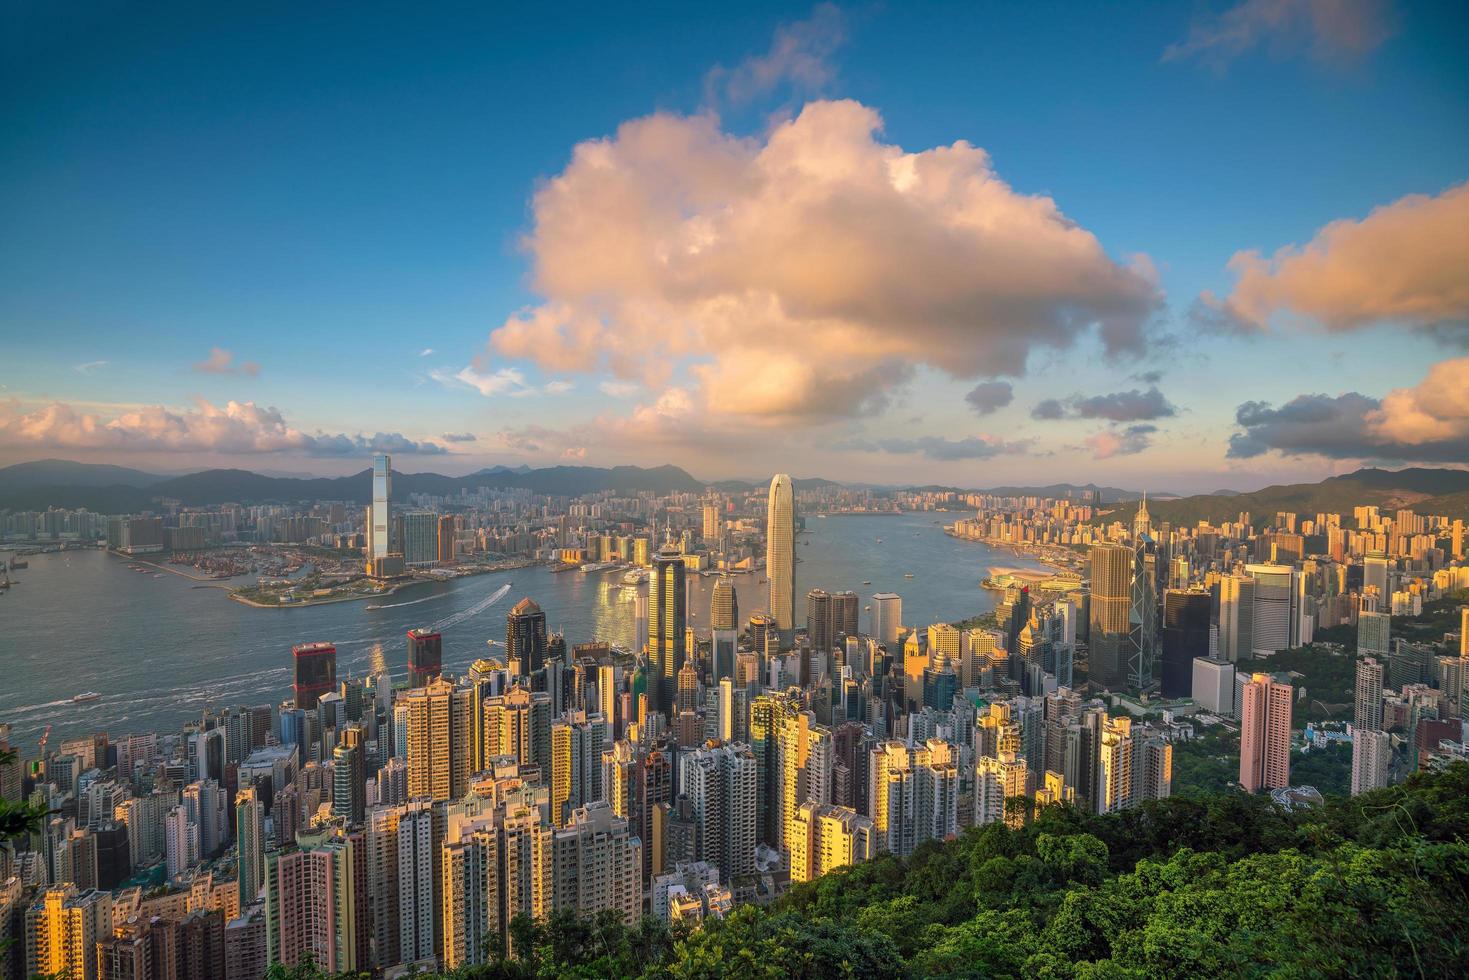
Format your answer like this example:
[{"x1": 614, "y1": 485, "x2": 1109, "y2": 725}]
[
  {"x1": 1351, "y1": 728, "x2": 1391, "y2": 795},
  {"x1": 405, "y1": 628, "x2": 443, "y2": 688},
  {"x1": 1354, "y1": 656, "x2": 1385, "y2": 731},
  {"x1": 403, "y1": 677, "x2": 473, "y2": 801},
  {"x1": 1161, "y1": 590, "x2": 1210, "y2": 698},
  {"x1": 550, "y1": 712, "x2": 605, "y2": 828},
  {"x1": 1088, "y1": 542, "x2": 1132, "y2": 686},
  {"x1": 265, "y1": 827, "x2": 368, "y2": 972},
  {"x1": 649, "y1": 542, "x2": 687, "y2": 718},
  {"x1": 551, "y1": 802, "x2": 643, "y2": 923},
  {"x1": 806, "y1": 588, "x2": 833, "y2": 655},
  {"x1": 437, "y1": 514, "x2": 457, "y2": 563},
  {"x1": 1245, "y1": 564, "x2": 1295, "y2": 657},
  {"x1": 332, "y1": 728, "x2": 365, "y2": 826},
  {"x1": 870, "y1": 593, "x2": 902, "y2": 647},
  {"x1": 832, "y1": 591, "x2": 859, "y2": 640},
  {"x1": 24, "y1": 885, "x2": 112, "y2": 980},
  {"x1": 766, "y1": 474, "x2": 795, "y2": 636},
  {"x1": 369, "y1": 453, "x2": 391, "y2": 561},
  {"x1": 236, "y1": 787, "x2": 266, "y2": 906},
  {"x1": 1239, "y1": 673, "x2": 1292, "y2": 793},
  {"x1": 292, "y1": 642, "x2": 337, "y2": 710},
  {"x1": 1358, "y1": 608, "x2": 1391, "y2": 657},
  {"x1": 506, "y1": 598, "x2": 548, "y2": 676},
  {"x1": 1096, "y1": 716, "x2": 1134, "y2": 814},
  {"x1": 788, "y1": 802, "x2": 876, "y2": 883},
  {"x1": 1128, "y1": 506, "x2": 1160, "y2": 689},
  {"x1": 1364, "y1": 551, "x2": 1390, "y2": 599},
  {"x1": 1217, "y1": 574, "x2": 1255, "y2": 663},
  {"x1": 710, "y1": 576, "x2": 738, "y2": 631},
  {"x1": 678, "y1": 742, "x2": 757, "y2": 882}
]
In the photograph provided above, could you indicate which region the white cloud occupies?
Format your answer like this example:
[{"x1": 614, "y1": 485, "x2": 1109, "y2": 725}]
[
  {"x1": 488, "y1": 99, "x2": 1159, "y2": 435},
  {"x1": 1200, "y1": 181, "x2": 1469, "y2": 337},
  {"x1": 433, "y1": 365, "x2": 574, "y2": 399},
  {"x1": 419, "y1": 348, "x2": 435, "y2": 357},
  {"x1": 73, "y1": 360, "x2": 108, "y2": 375},
  {"x1": 0, "y1": 398, "x2": 445, "y2": 456}
]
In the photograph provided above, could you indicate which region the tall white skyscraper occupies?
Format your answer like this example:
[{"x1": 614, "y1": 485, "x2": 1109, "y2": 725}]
[
  {"x1": 369, "y1": 453, "x2": 392, "y2": 560},
  {"x1": 1245, "y1": 564, "x2": 1294, "y2": 657},
  {"x1": 766, "y1": 474, "x2": 795, "y2": 636}
]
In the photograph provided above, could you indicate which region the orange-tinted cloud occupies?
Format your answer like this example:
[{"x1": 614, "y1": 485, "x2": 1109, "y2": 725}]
[
  {"x1": 0, "y1": 398, "x2": 444, "y2": 456},
  {"x1": 193, "y1": 347, "x2": 261, "y2": 376},
  {"x1": 1366, "y1": 356, "x2": 1469, "y2": 448},
  {"x1": 1229, "y1": 356, "x2": 1469, "y2": 462},
  {"x1": 1202, "y1": 181, "x2": 1469, "y2": 335},
  {"x1": 489, "y1": 99, "x2": 1160, "y2": 425}
]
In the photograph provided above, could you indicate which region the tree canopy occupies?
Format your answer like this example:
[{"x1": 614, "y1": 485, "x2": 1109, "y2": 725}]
[{"x1": 264, "y1": 762, "x2": 1469, "y2": 979}]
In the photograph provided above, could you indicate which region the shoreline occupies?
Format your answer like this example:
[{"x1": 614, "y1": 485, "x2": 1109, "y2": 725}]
[
  {"x1": 229, "y1": 558, "x2": 544, "y2": 610},
  {"x1": 944, "y1": 530, "x2": 1081, "y2": 575}
]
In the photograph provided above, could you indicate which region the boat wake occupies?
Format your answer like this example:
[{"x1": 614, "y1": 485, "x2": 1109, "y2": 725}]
[
  {"x1": 365, "y1": 591, "x2": 448, "y2": 611},
  {"x1": 427, "y1": 582, "x2": 513, "y2": 633}
]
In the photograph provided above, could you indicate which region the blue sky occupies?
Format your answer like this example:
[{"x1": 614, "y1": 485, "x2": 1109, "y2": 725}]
[{"x1": 2, "y1": 1, "x2": 1466, "y2": 490}]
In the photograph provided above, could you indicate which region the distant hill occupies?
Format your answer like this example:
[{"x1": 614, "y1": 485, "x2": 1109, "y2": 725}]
[
  {"x1": 1094, "y1": 467, "x2": 1469, "y2": 526},
  {"x1": 0, "y1": 458, "x2": 166, "y2": 491},
  {"x1": 0, "y1": 460, "x2": 705, "y2": 511}
]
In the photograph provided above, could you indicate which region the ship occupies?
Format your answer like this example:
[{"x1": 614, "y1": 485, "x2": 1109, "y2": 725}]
[
  {"x1": 71, "y1": 692, "x2": 101, "y2": 704},
  {"x1": 861, "y1": 580, "x2": 871, "y2": 585},
  {"x1": 904, "y1": 572, "x2": 915, "y2": 579}
]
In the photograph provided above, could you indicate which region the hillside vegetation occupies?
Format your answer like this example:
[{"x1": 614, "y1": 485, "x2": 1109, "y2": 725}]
[{"x1": 266, "y1": 762, "x2": 1469, "y2": 979}]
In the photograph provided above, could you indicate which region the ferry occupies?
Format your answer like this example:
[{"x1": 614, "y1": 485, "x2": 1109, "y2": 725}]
[{"x1": 71, "y1": 692, "x2": 102, "y2": 704}]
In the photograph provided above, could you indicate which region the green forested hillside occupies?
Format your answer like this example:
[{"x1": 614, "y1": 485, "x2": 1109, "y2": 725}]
[{"x1": 267, "y1": 762, "x2": 1469, "y2": 980}]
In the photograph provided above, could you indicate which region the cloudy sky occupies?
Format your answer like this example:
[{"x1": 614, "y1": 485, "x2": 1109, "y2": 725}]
[{"x1": 2, "y1": 1, "x2": 1466, "y2": 491}]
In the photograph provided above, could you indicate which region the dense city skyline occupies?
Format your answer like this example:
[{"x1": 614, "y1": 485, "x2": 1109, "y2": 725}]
[
  {"x1": 3, "y1": 2, "x2": 1468, "y2": 492},
  {"x1": 3, "y1": 3, "x2": 1468, "y2": 978}
]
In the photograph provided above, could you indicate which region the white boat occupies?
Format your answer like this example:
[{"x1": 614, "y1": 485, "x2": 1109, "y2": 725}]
[{"x1": 71, "y1": 692, "x2": 101, "y2": 704}]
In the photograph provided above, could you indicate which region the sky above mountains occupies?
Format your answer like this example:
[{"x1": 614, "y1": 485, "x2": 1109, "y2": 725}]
[{"x1": 2, "y1": 0, "x2": 1467, "y2": 492}]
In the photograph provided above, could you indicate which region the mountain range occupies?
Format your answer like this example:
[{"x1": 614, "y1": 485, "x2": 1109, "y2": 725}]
[
  {"x1": 0, "y1": 460, "x2": 705, "y2": 511},
  {"x1": 1, "y1": 459, "x2": 1466, "y2": 520},
  {"x1": 1095, "y1": 468, "x2": 1469, "y2": 526}
]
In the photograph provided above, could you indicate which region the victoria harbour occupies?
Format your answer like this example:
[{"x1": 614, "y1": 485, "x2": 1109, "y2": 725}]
[{"x1": 0, "y1": 512, "x2": 1039, "y2": 746}]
